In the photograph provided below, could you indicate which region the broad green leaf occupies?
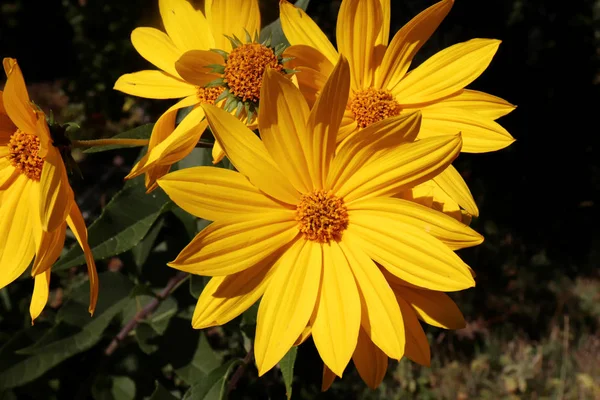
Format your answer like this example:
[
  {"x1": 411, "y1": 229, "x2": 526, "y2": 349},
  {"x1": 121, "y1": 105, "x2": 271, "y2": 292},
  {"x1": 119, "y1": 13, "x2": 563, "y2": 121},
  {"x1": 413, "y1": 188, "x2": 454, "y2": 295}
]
[
  {"x1": 83, "y1": 124, "x2": 153, "y2": 153},
  {"x1": 189, "y1": 275, "x2": 208, "y2": 299},
  {"x1": 132, "y1": 217, "x2": 165, "y2": 269},
  {"x1": 260, "y1": 0, "x2": 311, "y2": 46},
  {"x1": 111, "y1": 376, "x2": 136, "y2": 400},
  {"x1": 280, "y1": 347, "x2": 298, "y2": 400},
  {"x1": 172, "y1": 330, "x2": 220, "y2": 385},
  {"x1": 182, "y1": 359, "x2": 242, "y2": 400},
  {"x1": 135, "y1": 322, "x2": 159, "y2": 355},
  {"x1": 121, "y1": 295, "x2": 177, "y2": 335},
  {"x1": 149, "y1": 382, "x2": 179, "y2": 400},
  {"x1": 0, "y1": 272, "x2": 134, "y2": 389},
  {"x1": 54, "y1": 176, "x2": 171, "y2": 271}
]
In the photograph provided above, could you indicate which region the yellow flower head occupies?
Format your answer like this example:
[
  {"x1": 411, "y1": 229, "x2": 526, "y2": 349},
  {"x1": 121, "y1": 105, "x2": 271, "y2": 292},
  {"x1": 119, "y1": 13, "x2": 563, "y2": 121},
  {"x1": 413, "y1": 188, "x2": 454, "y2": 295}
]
[
  {"x1": 157, "y1": 57, "x2": 482, "y2": 379},
  {"x1": 280, "y1": 0, "x2": 517, "y2": 220},
  {"x1": 114, "y1": 0, "x2": 292, "y2": 190},
  {"x1": 0, "y1": 58, "x2": 98, "y2": 321}
]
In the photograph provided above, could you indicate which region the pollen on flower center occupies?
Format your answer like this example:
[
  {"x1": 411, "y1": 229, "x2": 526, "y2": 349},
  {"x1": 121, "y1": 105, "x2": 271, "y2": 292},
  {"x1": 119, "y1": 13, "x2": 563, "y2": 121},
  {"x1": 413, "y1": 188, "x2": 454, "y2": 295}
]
[
  {"x1": 8, "y1": 130, "x2": 44, "y2": 181},
  {"x1": 224, "y1": 43, "x2": 283, "y2": 103},
  {"x1": 197, "y1": 86, "x2": 225, "y2": 104},
  {"x1": 295, "y1": 190, "x2": 349, "y2": 243},
  {"x1": 350, "y1": 88, "x2": 402, "y2": 128}
]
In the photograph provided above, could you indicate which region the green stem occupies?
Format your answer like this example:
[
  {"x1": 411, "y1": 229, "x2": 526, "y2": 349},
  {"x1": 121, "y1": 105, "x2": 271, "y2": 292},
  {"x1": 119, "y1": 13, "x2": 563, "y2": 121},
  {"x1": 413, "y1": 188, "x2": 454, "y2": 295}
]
[{"x1": 72, "y1": 138, "x2": 150, "y2": 148}]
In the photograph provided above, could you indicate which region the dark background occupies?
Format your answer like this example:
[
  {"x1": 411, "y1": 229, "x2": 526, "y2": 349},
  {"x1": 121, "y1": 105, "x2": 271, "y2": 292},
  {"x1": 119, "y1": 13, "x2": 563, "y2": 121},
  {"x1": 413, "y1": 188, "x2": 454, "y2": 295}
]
[{"x1": 0, "y1": 0, "x2": 598, "y2": 398}]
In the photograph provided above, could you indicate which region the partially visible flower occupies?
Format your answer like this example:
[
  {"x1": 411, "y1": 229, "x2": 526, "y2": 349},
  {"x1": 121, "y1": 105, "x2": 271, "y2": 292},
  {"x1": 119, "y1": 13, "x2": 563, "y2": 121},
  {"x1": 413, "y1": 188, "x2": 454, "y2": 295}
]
[
  {"x1": 157, "y1": 57, "x2": 481, "y2": 378},
  {"x1": 0, "y1": 58, "x2": 98, "y2": 321},
  {"x1": 280, "y1": 0, "x2": 515, "y2": 220},
  {"x1": 115, "y1": 0, "x2": 292, "y2": 190}
]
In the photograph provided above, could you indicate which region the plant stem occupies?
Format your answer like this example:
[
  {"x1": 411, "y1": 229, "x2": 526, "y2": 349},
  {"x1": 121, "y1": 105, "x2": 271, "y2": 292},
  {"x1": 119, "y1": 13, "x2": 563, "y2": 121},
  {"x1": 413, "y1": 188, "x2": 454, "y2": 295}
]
[
  {"x1": 72, "y1": 138, "x2": 151, "y2": 148},
  {"x1": 104, "y1": 271, "x2": 189, "y2": 356},
  {"x1": 227, "y1": 347, "x2": 255, "y2": 395}
]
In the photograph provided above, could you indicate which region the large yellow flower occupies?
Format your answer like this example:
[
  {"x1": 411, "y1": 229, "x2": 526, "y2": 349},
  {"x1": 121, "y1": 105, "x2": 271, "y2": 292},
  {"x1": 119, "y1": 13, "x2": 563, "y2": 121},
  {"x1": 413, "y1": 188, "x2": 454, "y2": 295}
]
[
  {"x1": 280, "y1": 0, "x2": 516, "y2": 219},
  {"x1": 115, "y1": 0, "x2": 290, "y2": 190},
  {"x1": 157, "y1": 57, "x2": 482, "y2": 377},
  {"x1": 0, "y1": 58, "x2": 98, "y2": 321}
]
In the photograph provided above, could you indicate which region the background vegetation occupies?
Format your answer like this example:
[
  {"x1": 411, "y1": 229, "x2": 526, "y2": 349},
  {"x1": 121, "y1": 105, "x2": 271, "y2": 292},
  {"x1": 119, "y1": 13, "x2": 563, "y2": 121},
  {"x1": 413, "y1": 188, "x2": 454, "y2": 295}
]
[{"x1": 0, "y1": 0, "x2": 598, "y2": 398}]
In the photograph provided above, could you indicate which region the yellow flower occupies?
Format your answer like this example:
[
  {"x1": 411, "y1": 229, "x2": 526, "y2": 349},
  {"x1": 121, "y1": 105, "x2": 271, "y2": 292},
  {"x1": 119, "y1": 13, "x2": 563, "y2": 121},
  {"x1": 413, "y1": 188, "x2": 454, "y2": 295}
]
[
  {"x1": 114, "y1": 0, "x2": 290, "y2": 190},
  {"x1": 322, "y1": 271, "x2": 466, "y2": 389},
  {"x1": 280, "y1": 0, "x2": 516, "y2": 219},
  {"x1": 0, "y1": 58, "x2": 98, "y2": 321},
  {"x1": 157, "y1": 57, "x2": 482, "y2": 377}
]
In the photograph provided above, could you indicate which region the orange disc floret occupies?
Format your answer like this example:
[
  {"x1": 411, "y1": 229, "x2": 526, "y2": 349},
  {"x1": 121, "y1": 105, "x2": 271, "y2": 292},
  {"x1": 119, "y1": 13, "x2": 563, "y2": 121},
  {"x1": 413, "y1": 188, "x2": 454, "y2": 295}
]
[
  {"x1": 224, "y1": 43, "x2": 284, "y2": 103},
  {"x1": 8, "y1": 130, "x2": 44, "y2": 181},
  {"x1": 350, "y1": 88, "x2": 402, "y2": 128},
  {"x1": 197, "y1": 86, "x2": 225, "y2": 104},
  {"x1": 295, "y1": 190, "x2": 349, "y2": 243}
]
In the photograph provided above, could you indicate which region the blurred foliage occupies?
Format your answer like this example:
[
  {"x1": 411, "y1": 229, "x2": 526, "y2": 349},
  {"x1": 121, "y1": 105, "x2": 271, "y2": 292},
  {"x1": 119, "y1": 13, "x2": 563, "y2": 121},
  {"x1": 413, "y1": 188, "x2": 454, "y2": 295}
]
[{"x1": 0, "y1": 0, "x2": 599, "y2": 399}]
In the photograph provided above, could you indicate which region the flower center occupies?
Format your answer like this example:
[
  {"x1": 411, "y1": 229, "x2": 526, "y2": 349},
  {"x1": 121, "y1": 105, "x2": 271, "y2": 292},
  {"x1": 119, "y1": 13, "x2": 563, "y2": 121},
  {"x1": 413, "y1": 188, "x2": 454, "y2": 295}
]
[
  {"x1": 8, "y1": 130, "x2": 44, "y2": 181},
  {"x1": 197, "y1": 86, "x2": 225, "y2": 104},
  {"x1": 350, "y1": 88, "x2": 402, "y2": 128},
  {"x1": 295, "y1": 190, "x2": 349, "y2": 243},
  {"x1": 224, "y1": 43, "x2": 284, "y2": 103}
]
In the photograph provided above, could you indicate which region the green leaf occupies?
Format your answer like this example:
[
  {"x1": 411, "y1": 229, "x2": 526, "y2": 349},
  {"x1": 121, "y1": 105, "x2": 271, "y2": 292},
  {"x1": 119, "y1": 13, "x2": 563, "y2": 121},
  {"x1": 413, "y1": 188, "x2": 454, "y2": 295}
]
[
  {"x1": 0, "y1": 272, "x2": 134, "y2": 389},
  {"x1": 82, "y1": 124, "x2": 153, "y2": 153},
  {"x1": 173, "y1": 331, "x2": 220, "y2": 385},
  {"x1": 135, "y1": 322, "x2": 159, "y2": 355},
  {"x1": 111, "y1": 376, "x2": 136, "y2": 400},
  {"x1": 280, "y1": 347, "x2": 298, "y2": 400},
  {"x1": 259, "y1": 0, "x2": 311, "y2": 46},
  {"x1": 131, "y1": 217, "x2": 165, "y2": 270},
  {"x1": 54, "y1": 175, "x2": 171, "y2": 271},
  {"x1": 149, "y1": 382, "x2": 179, "y2": 400},
  {"x1": 189, "y1": 275, "x2": 208, "y2": 299},
  {"x1": 182, "y1": 359, "x2": 243, "y2": 400}
]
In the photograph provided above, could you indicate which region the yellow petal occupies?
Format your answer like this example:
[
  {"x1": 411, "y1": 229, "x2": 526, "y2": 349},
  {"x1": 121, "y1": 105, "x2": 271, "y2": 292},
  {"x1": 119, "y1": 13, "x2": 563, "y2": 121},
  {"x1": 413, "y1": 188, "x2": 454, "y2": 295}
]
[
  {"x1": 432, "y1": 164, "x2": 479, "y2": 217},
  {"x1": 337, "y1": 111, "x2": 359, "y2": 144},
  {"x1": 169, "y1": 214, "x2": 297, "y2": 276},
  {"x1": 336, "y1": 0, "x2": 383, "y2": 89},
  {"x1": 376, "y1": 0, "x2": 453, "y2": 89},
  {"x1": 396, "y1": 296, "x2": 430, "y2": 366},
  {"x1": 31, "y1": 223, "x2": 66, "y2": 276},
  {"x1": 113, "y1": 70, "x2": 197, "y2": 99},
  {"x1": 280, "y1": 1, "x2": 338, "y2": 66},
  {"x1": 2, "y1": 58, "x2": 37, "y2": 135},
  {"x1": 351, "y1": 326, "x2": 388, "y2": 389},
  {"x1": 202, "y1": 104, "x2": 300, "y2": 204},
  {"x1": 321, "y1": 365, "x2": 337, "y2": 391},
  {"x1": 66, "y1": 203, "x2": 99, "y2": 315},
  {"x1": 255, "y1": 239, "x2": 322, "y2": 376},
  {"x1": 423, "y1": 89, "x2": 516, "y2": 120},
  {"x1": 206, "y1": 0, "x2": 260, "y2": 51},
  {"x1": 0, "y1": 175, "x2": 35, "y2": 289},
  {"x1": 0, "y1": 160, "x2": 18, "y2": 190},
  {"x1": 336, "y1": 134, "x2": 462, "y2": 204},
  {"x1": 312, "y1": 242, "x2": 361, "y2": 377},
  {"x1": 283, "y1": 45, "x2": 334, "y2": 78},
  {"x1": 393, "y1": 39, "x2": 501, "y2": 104},
  {"x1": 346, "y1": 217, "x2": 475, "y2": 291},
  {"x1": 420, "y1": 106, "x2": 515, "y2": 153},
  {"x1": 143, "y1": 106, "x2": 207, "y2": 168},
  {"x1": 305, "y1": 56, "x2": 350, "y2": 189},
  {"x1": 175, "y1": 50, "x2": 223, "y2": 86},
  {"x1": 126, "y1": 95, "x2": 198, "y2": 181},
  {"x1": 211, "y1": 140, "x2": 225, "y2": 164},
  {"x1": 328, "y1": 111, "x2": 422, "y2": 193},
  {"x1": 39, "y1": 147, "x2": 72, "y2": 232},
  {"x1": 340, "y1": 238, "x2": 404, "y2": 359},
  {"x1": 399, "y1": 285, "x2": 465, "y2": 329},
  {"x1": 158, "y1": 166, "x2": 290, "y2": 221},
  {"x1": 287, "y1": 66, "x2": 328, "y2": 109},
  {"x1": 375, "y1": 0, "x2": 390, "y2": 46},
  {"x1": 192, "y1": 252, "x2": 280, "y2": 328},
  {"x1": 130, "y1": 27, "x2": 183, "y2": 77},
  {"x1": 258, "y1": 69, "x2": 312, "y2": 193},
  {"x1": 159, "y1": 0, "x2": 214, "y2": 51},
  {"x1": 347, "y1": 196, "x2": 483, "y2": 250},
  {"x1": 30, "y1": 269, "x2": 51, "y2": 323},
  {"x1": 0, "y1": 94, "x2": 17, "y2": 140}
]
